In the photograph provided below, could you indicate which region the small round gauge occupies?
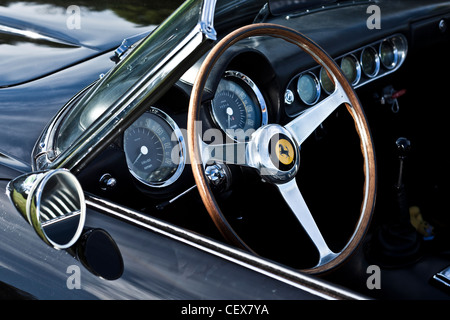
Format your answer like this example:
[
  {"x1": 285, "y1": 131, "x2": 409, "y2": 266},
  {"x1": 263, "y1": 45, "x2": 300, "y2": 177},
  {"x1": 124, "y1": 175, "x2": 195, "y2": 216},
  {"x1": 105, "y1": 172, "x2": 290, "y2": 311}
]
[
  {"x1": 320, "y1": 67, "x2": 335, "y2": 94},
  {"x1": 379, "y1": 39, "x2": 398, "y2": 69},
  {"x1": 341, "y1": 55, "x2": 361, "y2": 85},
  {"x1": 361, "y1": 46, "x2": 380, "y2": 77},
  {"x1": 297, "y1": 72, "x2": 321, "y2": 105},
  {"x1": 123, "y1": 108, "x2": 185, "y2": 188},
  {"x1": 211, "y1": 71, "x2": 267, "y2": 141}
]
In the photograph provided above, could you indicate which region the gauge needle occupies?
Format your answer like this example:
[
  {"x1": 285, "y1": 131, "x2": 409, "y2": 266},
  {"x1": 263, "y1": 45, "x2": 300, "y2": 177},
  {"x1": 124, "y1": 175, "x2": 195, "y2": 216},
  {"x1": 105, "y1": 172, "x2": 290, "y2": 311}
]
[
  {"x1": 226, "y1": 107, "x2": 233, "y2": 128},
  {"x1": 133, "y1": 145, "x2": 148, "y2": 165}
]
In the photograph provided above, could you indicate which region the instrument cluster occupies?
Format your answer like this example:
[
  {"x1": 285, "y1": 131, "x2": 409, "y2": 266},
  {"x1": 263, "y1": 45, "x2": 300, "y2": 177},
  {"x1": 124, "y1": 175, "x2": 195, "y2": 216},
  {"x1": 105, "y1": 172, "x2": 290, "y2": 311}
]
[
  {"x1": 121, "y1": 34, "x2": 408, "y2": 191},
  {"x1": 284, "y1": 34, "x2": 408, "y2": 117}
]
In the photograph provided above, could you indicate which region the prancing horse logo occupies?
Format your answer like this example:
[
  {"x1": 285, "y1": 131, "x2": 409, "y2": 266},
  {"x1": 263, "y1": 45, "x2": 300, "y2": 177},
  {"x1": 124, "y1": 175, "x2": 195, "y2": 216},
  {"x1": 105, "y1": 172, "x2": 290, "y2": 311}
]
[{"x1": 275, "y1": 139, "x2": 294, "y2": 165}]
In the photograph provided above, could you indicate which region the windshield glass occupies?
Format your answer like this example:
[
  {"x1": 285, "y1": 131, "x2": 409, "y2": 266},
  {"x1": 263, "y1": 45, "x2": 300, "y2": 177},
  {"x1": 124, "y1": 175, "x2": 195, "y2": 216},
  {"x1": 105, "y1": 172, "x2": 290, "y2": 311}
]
[{"x1": 55, "y1": 0, "x2": 204, "y2": 155}]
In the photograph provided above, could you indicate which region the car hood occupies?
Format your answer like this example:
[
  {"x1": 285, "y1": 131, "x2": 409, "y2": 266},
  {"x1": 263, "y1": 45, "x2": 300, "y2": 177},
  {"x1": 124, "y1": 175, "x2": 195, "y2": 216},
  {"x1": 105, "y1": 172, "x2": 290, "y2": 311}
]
[
  {"x1": 0, "y1": 1, "x2": 176, "y2": 173},
  {"x1": 0, "y1": 2, "x2": 157, "y2": 88}
]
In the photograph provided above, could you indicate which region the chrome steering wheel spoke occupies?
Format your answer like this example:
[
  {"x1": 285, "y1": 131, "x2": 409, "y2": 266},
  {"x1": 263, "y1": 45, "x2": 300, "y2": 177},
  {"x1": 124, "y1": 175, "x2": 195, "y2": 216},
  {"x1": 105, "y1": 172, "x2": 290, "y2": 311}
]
[
  {"x1": 285, "y1": 82, "x2": 350, "y2": 147},
  {"x1": 200, "y1": 139, "x2": 255, "y2": 168},
  {"x1": 276, "y1": 179, "x2": 337, "y2": 267}
]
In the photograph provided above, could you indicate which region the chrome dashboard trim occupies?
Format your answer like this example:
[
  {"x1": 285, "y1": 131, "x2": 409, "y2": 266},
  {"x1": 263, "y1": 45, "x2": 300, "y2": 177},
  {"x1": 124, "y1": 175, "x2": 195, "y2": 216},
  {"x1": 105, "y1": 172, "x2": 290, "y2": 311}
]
[
  {"x1": 352, "y1": 34, "x2": 407, "y2": 88},
  {"x1": 284, "y1": 33, "x2": 408, "y2": 117}
]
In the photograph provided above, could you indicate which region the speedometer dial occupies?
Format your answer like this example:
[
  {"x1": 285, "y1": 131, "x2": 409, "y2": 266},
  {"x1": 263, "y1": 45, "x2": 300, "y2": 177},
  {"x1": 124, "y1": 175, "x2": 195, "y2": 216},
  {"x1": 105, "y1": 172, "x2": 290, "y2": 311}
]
[
  {"x1": 211, "y1": 71, "x2": 268, "y2": 141},
  {"x1": 123, "y1": 108, "x2": 185, "y2": 188}
]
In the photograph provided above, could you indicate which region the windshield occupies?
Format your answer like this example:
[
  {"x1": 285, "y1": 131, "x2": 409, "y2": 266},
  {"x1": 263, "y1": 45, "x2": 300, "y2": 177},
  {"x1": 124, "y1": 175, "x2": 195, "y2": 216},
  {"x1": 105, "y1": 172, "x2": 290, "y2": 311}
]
[
  {"x1": 55, "y1": 0, "x2": 205, "y2": 155},
  {"x1": 47, "y1": 0, "x2": 267, "y2": 172}
]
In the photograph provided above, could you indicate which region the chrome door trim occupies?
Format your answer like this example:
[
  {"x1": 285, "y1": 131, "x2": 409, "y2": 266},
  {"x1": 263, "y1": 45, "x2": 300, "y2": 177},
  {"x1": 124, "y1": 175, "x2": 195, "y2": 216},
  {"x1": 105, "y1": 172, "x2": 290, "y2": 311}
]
[{"x1": 85, "y1": 193, "x2": 369, "y2": 300}]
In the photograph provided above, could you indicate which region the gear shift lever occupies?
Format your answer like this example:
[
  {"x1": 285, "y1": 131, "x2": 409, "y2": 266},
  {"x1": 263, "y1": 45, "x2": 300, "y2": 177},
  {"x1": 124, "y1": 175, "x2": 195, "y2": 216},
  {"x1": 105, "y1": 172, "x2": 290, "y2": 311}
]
[
  {"x1": 366, "y1": 137, "x2": 422, "y2": 267},
  {"x1": 394, "y1": 137, "x2": 412, "y2": 224},
  {"x1": 395, "y1": 137, "x2": 411, "y2": 189}
]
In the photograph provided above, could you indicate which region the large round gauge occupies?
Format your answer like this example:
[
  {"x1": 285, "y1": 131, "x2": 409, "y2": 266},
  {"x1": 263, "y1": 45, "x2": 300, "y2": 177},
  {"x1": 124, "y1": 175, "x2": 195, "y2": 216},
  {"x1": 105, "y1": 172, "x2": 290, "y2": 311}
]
[
  {"x1": 320, "y1": 67, "x2": 335, "y2": 94},
  {"x1": 361, "y1": 46, "x2": 380, "y2": 77},
  {"x1": 379, "y1": 39, "x2": 398, "y2": 69},
  {"x1": 297, "y1": 72, "x2": 321, "y2": 105},
  {"x1": 123, "y1": 108, "x2": 185, "y2": 188},
  {"x1": 341, "y1": 55, "x2": 361, "y2": 85},
  {"x1": 211, "y1": 71, "x2": 268, "y2": 141}
]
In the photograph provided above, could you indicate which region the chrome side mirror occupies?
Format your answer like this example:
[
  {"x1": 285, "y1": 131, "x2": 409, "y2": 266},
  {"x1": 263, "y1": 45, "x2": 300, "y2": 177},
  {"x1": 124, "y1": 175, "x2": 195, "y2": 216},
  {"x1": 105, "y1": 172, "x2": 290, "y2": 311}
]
[{"x1": 7, "y1": 169, "x2": 86, "y2": 249}]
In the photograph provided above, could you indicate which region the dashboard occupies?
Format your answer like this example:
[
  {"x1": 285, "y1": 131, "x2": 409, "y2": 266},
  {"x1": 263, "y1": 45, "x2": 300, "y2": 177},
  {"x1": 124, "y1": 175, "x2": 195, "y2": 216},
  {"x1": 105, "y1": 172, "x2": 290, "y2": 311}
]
[{"x1": 95, "y1": 32, "x2": 408, "y2": 200}]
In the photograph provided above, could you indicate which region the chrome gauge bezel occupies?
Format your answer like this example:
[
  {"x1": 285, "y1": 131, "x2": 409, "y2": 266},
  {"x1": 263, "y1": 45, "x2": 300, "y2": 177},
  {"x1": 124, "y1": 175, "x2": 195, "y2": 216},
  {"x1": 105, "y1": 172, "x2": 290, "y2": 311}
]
[
  {"x1": 123, "y1": 107, "x2": 186, "y2": 188},
  {"x1": 284, "y1": 33, "x2": 408, "y2": 117},
  {"x1": 360, "y1": 46, "x2": 380, "y2": 78},
  {"x1": 211, "y1": 70, "x2": 268, "y2": 141},
  {"x1": 379, "y1": 39, "x2": 399, "y2": 70},
  {"x1": 297, "y1": 71, "x2": 321, "y2": 105},
  {"x1": 340, "y1": 54, "x2": 362, "y2": 86},
  {"x1": 319, "y1": 67, "x2": 336, "y2": 95}
]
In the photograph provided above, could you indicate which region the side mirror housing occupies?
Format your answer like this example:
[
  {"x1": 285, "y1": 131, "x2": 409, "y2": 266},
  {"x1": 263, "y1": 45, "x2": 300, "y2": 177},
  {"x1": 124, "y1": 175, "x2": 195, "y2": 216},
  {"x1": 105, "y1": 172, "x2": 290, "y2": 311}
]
[{"x1": 7, "y1": 169, "x2": 86, "y2": 249}]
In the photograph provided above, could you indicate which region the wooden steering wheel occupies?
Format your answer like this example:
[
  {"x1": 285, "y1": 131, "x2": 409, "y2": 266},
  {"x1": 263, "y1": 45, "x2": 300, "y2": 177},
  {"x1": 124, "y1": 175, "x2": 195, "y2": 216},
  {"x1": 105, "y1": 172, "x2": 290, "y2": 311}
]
[{"x1": 187, "y1": 23, "x2": 376, "y2": 274}]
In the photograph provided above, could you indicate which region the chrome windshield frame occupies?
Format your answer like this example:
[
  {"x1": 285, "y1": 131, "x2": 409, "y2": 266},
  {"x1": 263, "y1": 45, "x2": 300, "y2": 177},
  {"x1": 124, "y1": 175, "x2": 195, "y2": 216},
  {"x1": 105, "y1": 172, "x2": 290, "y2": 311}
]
[{"x1": 32, "y1": 0, "x2": 217, "y2": 174}]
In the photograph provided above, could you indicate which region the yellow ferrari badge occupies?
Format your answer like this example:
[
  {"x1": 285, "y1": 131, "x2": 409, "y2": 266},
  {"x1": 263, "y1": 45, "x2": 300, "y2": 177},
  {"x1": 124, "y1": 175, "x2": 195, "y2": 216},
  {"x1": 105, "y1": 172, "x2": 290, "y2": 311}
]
[{"x1": 276, "y1": 139, "x2": 294, "y2": 165}]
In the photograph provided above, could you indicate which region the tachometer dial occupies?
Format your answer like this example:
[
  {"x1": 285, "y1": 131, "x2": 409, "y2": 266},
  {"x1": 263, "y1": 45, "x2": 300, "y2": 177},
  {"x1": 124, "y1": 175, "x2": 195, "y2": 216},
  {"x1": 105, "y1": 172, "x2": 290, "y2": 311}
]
[
  {"x1": 211, "y1": 71, "x2": 267, "y2": 141},
  {"x1": 123, "y1": 108, "x2": 185, "y2": 188}
]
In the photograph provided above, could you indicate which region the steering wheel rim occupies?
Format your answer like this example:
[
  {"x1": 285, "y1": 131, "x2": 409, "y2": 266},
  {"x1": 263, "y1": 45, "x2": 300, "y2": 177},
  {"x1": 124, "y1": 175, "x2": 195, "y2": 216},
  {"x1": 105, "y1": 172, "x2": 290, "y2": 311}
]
[{"x1": 187, "y1": 23, "x2": 376, "y2": 274}]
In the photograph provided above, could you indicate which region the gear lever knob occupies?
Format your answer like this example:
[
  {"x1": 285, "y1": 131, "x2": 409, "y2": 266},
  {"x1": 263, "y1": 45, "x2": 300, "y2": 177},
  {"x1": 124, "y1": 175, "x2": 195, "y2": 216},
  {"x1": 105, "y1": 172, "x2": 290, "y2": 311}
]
[{"x1": 396, "y1": 137, "x2": 411, "y2": 158}]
